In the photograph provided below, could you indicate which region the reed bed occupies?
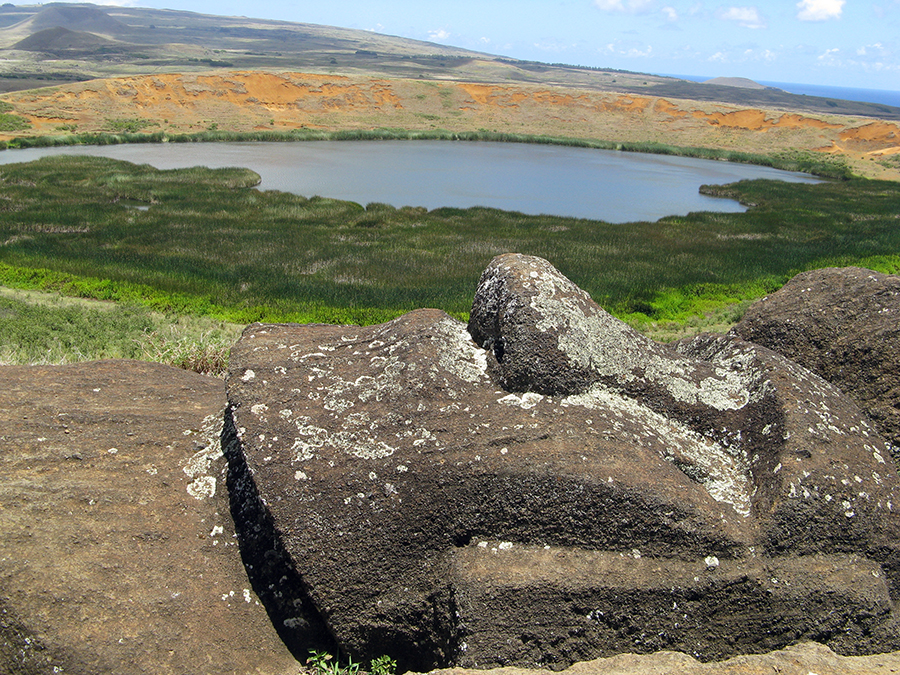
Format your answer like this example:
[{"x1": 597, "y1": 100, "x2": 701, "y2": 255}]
[{"x1": 0, "y1": 155, "x2": 896, "y2": 350}]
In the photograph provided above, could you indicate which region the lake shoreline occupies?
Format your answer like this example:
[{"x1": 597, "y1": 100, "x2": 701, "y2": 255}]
[
  {"x1": 0, "y1": 138, "x2": 824, "y2": 223},
  {"x1": 0, "y1": 128, "x2": 853, "y2": 181}
]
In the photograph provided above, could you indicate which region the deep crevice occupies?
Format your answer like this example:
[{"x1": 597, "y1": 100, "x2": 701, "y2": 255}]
[{"x1": 221, "y1": 406, "x2": 335, "y2": 662}]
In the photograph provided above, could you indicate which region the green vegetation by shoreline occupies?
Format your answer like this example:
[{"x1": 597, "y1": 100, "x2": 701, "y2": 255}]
[
  {"x1": 0, "y1": 287, "x2": 239, "y2": 375},
  {"x1": 0, "y1": 128, "x2": 854, "y2": 179},
  {"x1": 0, "y1": 151, "x2": 896, "y2": 376}
]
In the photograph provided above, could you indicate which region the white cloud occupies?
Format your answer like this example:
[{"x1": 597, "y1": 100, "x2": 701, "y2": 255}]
[
  {"x1": 594, "y1": 0, "x2": 655, "y2": 13},
  {"x1": 717, "y1": 6, "x2": 767, "y2": 28},
  {"x1": 532, "y1": 40, "x2": 577, "y2": 53},
  {"x1": 627, "y1": 45, "x2": 653, "y2": 57},
  {"x1": 796, "y1": 0, "x2": 844, "y2": 21},
  {"x1": 428, "y1": 29, "x2": 450, "y2": 41},
  {"x1": 817, "y1": 47, "x2": 841, "y2": 62},
  {"x1": 662, "y1": 6, "x2": 679, "y2": 21},
  {"x1": 701, "y1": 44, "x2": 782, "y2": 65},
  {"x1": 857, "y1": 42, "x2": 885, "y2": 56},
  {"x1": 602, "y1": 40, "x2": 654, "y2": 57}
]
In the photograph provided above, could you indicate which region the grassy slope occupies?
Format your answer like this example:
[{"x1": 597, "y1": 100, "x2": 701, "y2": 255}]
[{"x1": 0, "y1": 286, "x2": 241, "y2": 375}]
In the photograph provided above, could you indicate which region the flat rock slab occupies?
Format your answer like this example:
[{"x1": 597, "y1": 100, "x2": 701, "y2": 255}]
[
  {"x1": 226, "y1": 254, "x2": 900, "y2": 670},
  {"x1": 732, "y1": 267, "x2": 900, "y2": 460},
  {"x1": 426, "y1": 641, "x2": 900, "y2": 675},
  {"x1": 0, "y1": 360, "x2": 299, "y2": 675}
]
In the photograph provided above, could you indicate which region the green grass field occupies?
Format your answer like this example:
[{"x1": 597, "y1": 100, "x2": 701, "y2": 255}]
[
  {"x1": 0, "y1": 152, "x2": 898, "y2": 373},
  {"x1": 0, "y1": 287, "x2": 241, "y2": 375}
]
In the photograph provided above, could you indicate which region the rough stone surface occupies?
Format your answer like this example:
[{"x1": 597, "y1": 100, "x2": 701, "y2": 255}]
[
  {"x1": 425, "y1": 641, "x2": 900, "y2": 675},
  {"x1": 226, "y1": 254, "x2": 900, "y2": 671},
  {"x1": 731, "y1": 266, "x2": 900, "y2": 461},
  {"x1": 0, "y1": 360, "x2": 301, "y2": 675}
]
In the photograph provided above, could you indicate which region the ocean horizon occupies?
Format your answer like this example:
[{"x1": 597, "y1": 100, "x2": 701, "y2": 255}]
[{"x1": 661, "y1": 74, "x2": 900, "y2": 108}]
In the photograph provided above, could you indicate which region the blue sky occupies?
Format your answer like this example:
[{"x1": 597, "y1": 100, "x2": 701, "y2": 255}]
[{"x1": 94, "y1": 0, "x2": 898, "y2": 91}]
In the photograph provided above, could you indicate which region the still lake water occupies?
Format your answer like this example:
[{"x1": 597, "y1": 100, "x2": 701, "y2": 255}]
[{"x1": 0, "y1": 141, "x2": 820, "y2": 223}]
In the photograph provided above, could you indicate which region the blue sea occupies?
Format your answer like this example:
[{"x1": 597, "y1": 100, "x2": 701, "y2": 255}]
[{"x1": 661, "y1": 74, "x2": 900, "y2": 108}]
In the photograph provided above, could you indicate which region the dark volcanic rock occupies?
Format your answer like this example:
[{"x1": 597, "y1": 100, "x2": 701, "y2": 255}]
[
  {"x1": 0, "y1": 360, "x2": 300, "y2": 675},
  {"x1": 732, "y1": 267, "x2": 900, "y2": 461},
  {"x1": 226, "y1": 254, "x2": 900, "y2": 671}
]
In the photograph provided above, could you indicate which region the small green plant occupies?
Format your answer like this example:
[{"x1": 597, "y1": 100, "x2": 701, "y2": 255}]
[
  {"x1": 369, "y1": 655, "x2": 397, "y2": 675},
  {"x1": 306, "y1": 650, "x2": 336, "y2": 675},
  {"x1": 135, "y1": 327, "x2": 232, "y2": 377},
  {"x1": 0, "y1": 112, "x2": 30, "y2": 132},
  {"x1": 306, "y1": 650, "x2": 361, "y2": 675},
  {"x1": 103, "y1": 117, "x2": 161, "y2": 133}
]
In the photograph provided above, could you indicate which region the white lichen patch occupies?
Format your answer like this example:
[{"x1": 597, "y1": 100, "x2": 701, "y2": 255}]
[
  {"x1": 563, "y1": 386, "x2": 752, "y2": 516},
  {"x1": 187, "y1": 475, "x2": 217, "y2": 500},
  {"x1": 291, "y1": 416, "x2": 397, "y2": 462},
  {"x1": 434, "y1": 318, "x2": 489, "y2": 384},
  {"x1": 497, "y1": 392, "x2": 544, "y2": 409},
  {"x1": 183, "y1": 410, "x2": 225, "y2": 500}
]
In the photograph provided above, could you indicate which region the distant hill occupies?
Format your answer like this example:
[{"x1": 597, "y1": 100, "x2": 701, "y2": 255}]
[
  {"x1": 0, "y1": 2, "x2": 898, "y2": 120},
  {"x1": 703, "y1": 77, "x2": 770, "y2": 90},
  {"x1": 13, "y1": 26, "x2": 122, "y2": 53},
  {"x1": 11, "y1": 4, "x2": 129, "y2": 37}
]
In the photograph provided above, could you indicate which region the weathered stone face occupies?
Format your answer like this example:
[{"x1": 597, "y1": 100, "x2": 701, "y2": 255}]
[
  {"x1": 225, "y1": 254, "x2": 900, "y2": 671},
  {"x1": 469, "y1": 254, "x2": 749, "y2": 410},
  {"x1": 731, "y1": 266, "x2": 900, "y2": 462}
]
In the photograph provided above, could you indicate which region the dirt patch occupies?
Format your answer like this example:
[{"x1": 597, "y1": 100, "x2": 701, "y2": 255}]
[{"x1": 690, "y1": 108, "x2": 845, "y2": 132}]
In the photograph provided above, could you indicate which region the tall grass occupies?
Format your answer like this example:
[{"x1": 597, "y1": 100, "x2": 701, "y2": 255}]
[
  {"x1": 0, "y1": 155, "x2": 896, "y2": 340},
  {"x1": 0, "y1": 290, "x2": 240, "y2": 375}
]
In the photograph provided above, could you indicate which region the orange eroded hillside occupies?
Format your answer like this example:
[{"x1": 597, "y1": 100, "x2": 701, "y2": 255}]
[{"x1": 2, "y1": 71, "x2": 898, "y2": 179}]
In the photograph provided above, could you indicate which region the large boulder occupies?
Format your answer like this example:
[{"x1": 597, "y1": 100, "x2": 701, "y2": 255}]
[
  {"x1": 732, "y1": 266, "x2": 900, "y2": 461},
  {"x1": 0, "y1": 360, "x2": 302, "y2": 675},
  {"x1": 225, "y1": 254, "x2": 900, "y2": 671}
]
